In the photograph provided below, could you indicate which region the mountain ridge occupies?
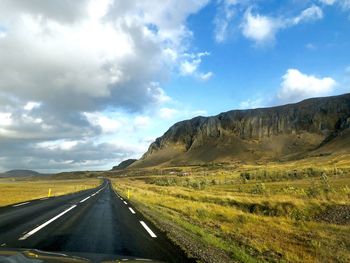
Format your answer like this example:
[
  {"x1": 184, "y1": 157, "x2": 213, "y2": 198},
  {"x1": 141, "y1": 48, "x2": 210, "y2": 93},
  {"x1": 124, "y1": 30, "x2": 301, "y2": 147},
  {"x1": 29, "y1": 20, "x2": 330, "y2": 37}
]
[{"x1": 132, "y1": 93, "x2": 350, "y2": 168}]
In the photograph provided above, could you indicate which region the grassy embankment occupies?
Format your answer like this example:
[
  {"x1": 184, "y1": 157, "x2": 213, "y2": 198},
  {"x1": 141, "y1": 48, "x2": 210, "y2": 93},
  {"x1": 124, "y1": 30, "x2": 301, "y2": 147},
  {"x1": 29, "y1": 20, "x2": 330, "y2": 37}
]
[
  {"x1": 0, "y1": 178, "x2": 101, "y2": 207},
  {"x1": 112, "y1": 158, "x2": 350, "y2": 263}
]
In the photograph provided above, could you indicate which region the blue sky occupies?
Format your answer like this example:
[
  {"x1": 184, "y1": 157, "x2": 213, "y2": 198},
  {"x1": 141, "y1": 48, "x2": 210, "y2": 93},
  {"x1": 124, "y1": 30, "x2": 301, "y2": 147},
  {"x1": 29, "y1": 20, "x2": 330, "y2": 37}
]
[
  {"x1": 174, "y1": 0, "x2": 350, "y2": 112},
  {"x1": 0, "y1": 0, "x2": 349, "y2": 172}
]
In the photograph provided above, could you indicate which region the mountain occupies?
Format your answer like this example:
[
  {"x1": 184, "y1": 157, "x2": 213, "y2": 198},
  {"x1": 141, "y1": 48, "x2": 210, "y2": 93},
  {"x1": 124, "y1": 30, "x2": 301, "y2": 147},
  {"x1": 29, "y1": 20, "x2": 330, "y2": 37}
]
[
  {"x1": 112, "y1": 159, "x2": 138, "y2": 170},
  {"x1": 0, "y1": 169, "x2": 42, "y2": 177},
  {"x1": 133, "y1": 93, "x2": 350, "y2": 168}
]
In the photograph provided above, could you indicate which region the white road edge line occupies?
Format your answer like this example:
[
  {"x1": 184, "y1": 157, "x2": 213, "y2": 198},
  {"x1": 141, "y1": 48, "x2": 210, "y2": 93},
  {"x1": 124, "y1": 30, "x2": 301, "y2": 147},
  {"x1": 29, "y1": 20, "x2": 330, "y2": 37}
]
[
  {"x1": 140, "y1": 221, "x2": 157, "y2": 238},
  {"x1": 1, "y1": 243, "x2": 6, "y2": 247},
  {"x1": 40, "y1": 197, "x2": 48, "y2": 200},
  {"x1": 18, "y1": 205, "x2": 77, "y2": 240},
  {"x1": 123, "y1": 201, "x2": 127, "y2": 205},
  {"x1": 129, "y1": 207, "x2": 136, "y2": 214},
  {"x1": 13, "y1": 202, "x2": 30, "y2": 207},
  {"x1": 79, "y1": 196, "x2": 91, "y2": 203}
]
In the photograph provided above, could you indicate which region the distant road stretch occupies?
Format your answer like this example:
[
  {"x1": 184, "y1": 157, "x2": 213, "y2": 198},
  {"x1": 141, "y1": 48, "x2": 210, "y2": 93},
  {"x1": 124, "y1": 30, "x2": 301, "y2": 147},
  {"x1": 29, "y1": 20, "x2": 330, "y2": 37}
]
[{"x1": 0, "y1": 179, "x2": 191, "y2": 262}]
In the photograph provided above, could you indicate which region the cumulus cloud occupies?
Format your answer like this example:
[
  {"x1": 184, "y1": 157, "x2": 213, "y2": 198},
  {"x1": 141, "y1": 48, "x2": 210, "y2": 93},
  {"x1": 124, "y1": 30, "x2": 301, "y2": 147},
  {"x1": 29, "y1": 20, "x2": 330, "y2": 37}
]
[
  {"x1": 239, "y1": 68, "x2": 339, "y2": 110},
  {"x1": 83, "y1": 112, "x2": 125, "y2": 134},
  {"x1": 241, "y1": 5, "x2": 323, "y2": 45},
  {"x1": 0, "y1": 0, "x2": 210, "y2": 113},
  {"x1": 0, "y1": 0, "x2": 211, "y2": 172},
  {"x1": 241, "y1": 11, "x2": 279, "y2": 44},
  {"x1": 277, "y1": 69, "x2": 337, "y2": 103},
  {"x1": 179, "y1": 52, "x2": 213, "y2": 81},
  {"x1": 214, "y1": 1, "x2": 324, "y2": 45}
]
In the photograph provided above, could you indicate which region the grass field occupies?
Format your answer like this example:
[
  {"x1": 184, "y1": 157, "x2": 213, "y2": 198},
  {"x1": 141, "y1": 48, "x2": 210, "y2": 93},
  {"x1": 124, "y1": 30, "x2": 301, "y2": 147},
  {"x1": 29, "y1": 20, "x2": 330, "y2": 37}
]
[
  {"x1": 111, "y1": 161, "x2": 350, "y2": 263},
  {"x1": 0, "y1": 178, "x2": 101, "y2": 207}
]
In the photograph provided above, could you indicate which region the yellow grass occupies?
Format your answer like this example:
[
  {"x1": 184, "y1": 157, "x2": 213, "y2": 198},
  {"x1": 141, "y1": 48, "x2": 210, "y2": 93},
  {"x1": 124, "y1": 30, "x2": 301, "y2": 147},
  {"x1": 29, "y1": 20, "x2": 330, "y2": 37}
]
[
  {"x1": 0, "y1": 178, "x2": 101, "y2": 207},
  {"x1": 111, "y1": 163, "x2": 350, "y2": 263}
]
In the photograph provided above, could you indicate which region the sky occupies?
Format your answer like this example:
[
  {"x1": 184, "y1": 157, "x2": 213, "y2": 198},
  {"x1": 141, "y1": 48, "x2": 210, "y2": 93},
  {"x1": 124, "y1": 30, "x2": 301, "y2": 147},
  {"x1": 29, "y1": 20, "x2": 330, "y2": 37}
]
[{"x1": 0, "y1": 0, "x2": 349, "y2": 172}]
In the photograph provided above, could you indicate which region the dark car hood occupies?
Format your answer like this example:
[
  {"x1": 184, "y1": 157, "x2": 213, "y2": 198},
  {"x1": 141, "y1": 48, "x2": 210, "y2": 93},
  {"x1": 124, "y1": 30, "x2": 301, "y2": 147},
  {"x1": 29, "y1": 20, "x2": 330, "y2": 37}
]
[{"x1": 0, "y1": 248, "x2": 165, "y2": 263}]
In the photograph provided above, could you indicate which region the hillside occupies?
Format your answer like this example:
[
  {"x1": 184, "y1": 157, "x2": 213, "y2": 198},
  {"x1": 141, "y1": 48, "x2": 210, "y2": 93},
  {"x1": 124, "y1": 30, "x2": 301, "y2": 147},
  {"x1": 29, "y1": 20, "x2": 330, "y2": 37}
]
[
  {"x1": 112, "y1": 159, "x2": 137, "y2": 170},
  {"x1": 0, "y1": 169, "x2": 42, "y2": 177},
  {"x1": 133, "y1": 93, "x2": 350, "y2": 167}
]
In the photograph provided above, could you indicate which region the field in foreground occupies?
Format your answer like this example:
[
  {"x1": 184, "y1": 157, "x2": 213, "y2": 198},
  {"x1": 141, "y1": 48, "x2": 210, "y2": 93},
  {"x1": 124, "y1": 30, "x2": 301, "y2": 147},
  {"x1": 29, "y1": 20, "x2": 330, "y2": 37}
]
[
  {"x1": 112, "y1": 160, "x2": 350, "y2": 263},
  {"x1": 0, "y1": 178, "x2": 101, "y2": 207}
]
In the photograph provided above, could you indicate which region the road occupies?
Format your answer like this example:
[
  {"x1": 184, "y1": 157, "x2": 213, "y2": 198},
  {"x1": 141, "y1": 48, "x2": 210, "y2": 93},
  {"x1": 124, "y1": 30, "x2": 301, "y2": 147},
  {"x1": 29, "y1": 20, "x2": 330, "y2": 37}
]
[{"x1": 0, "y1": 179, "x2": 193, "y2": 262}]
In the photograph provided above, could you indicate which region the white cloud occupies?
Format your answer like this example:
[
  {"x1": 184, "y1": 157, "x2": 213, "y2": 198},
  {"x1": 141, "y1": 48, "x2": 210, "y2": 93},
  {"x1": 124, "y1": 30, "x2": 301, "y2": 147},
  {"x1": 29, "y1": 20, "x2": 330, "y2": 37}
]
[
  {"x1": 319, "y1": 0, "x2": 350, "y2": 9},
  {"x1": 291, "y1": 5, "x2": 323, "y2": 25},
  {"x1": 134, "y1": 116, "x2": 151, "y2": 127},
  {"x1": 0, "y1": 0, "x2": 211, "y2": 114},
  {"x1": 277, "y1": 69, "x2": 337, "y2": 103},
  {"x1": 179, "y1": 52, "x2": 212, "y2": 81},
  {"x1": 37, "y1": 140, "x2": 79, "y2": 151},
  {"x1": 159, "y1": 107, "x2": 178, "y2": 119},
  {"x1": 0, "y1": 112, "x2": 12, "y2": 126},
  {"x1": 83, "y1": 112, "x2": 124, "y2": 134},
  {"x1": 241, "y1": 11, "x2": 278, "y2": 44},
  {"x1": 24, "y1": 101, "x2": 41, "y2": 111},
  {"x1": 0, "y1": 0, "x2": 212, "y2": 171},
  {"x1": 214, "y1": 0, "x2": 238, "y2": 43},
  {"x1": 180, "y1": 61, "x2": 198, "y2": 76},
  {"x1": 199, "y1": 71, "x2": 214, "y2": 81},
  {"x1": 240, "y1": 5, "x2": 323, "y2": 45}
]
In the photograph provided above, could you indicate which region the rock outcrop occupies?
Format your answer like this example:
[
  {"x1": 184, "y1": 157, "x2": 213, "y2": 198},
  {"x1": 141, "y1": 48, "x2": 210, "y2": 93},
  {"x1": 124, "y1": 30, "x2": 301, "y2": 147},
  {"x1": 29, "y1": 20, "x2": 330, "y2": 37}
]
[{"x1": 133, "y1": 93, "x2": 350, "y2": 167}]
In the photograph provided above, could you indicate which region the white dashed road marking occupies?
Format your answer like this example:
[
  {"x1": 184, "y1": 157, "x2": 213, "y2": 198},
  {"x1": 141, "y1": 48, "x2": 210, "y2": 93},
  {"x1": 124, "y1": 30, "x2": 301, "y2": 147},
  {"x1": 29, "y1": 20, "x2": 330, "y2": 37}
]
[
  {"x1": 19, "y1": 205, "x2": 77, "y2": 240},
  {"x1": 123, "y1": 201, "x2": 127, "y2": 205},
  {"x1": 79, "y1": 196, "x2": 91, "y2": 203},
  {"x1": 12, "y1": 202, "x2": 30, "y2": 207},
  {"x1": 140, "y1": 221, "x2": 157, "y2": 238},
  {"x1": 129, "y1": 207, "x2": 136, "y2": 214}
]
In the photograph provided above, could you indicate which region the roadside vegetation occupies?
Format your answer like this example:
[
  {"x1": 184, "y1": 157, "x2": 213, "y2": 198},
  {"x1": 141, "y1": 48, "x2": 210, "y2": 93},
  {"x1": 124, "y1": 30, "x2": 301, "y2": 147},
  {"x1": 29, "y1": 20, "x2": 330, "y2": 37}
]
[
  {"x1": 111, "y1": 160, "x2": 350, "y2": 263},
  {"x1": 0, "y1": 178, "x2": 101, "y2": 207}
]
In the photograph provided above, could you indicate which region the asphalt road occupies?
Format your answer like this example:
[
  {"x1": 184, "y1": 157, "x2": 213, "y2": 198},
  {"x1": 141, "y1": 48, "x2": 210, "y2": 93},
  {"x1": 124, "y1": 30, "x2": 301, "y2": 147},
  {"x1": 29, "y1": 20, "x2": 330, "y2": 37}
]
[{"x1": 0, "y1": 179, "x2": 193, "y2": 262}]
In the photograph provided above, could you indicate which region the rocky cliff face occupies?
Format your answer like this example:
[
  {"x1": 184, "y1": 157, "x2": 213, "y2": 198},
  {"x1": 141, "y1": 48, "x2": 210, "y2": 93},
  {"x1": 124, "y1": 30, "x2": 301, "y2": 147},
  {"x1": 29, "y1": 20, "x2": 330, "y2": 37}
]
[{"x1": 135, "y1": 93, "x2": 350, "y2": 167}]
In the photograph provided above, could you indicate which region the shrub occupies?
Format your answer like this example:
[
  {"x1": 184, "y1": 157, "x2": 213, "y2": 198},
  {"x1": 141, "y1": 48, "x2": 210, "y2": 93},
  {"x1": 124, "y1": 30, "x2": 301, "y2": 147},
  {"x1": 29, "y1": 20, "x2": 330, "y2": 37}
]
[{"x1": 251, "y1": 183, "x2": 266, "y2": 195}]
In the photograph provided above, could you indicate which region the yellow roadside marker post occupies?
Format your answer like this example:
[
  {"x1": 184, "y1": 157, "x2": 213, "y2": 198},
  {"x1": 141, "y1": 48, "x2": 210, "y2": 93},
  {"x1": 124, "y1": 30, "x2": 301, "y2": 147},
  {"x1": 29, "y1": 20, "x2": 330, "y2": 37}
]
[{"x1": 48, "y1": 188, "x2": 52, "y2": 197}]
